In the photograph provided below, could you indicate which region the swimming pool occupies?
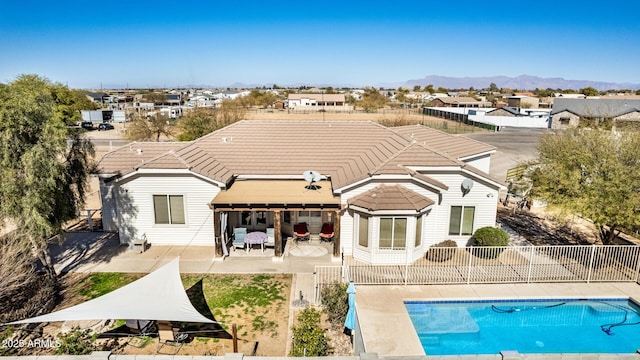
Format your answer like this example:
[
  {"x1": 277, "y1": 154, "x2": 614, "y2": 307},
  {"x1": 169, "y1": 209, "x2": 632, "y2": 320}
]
[{"x1": 405, "y1": 298, "x2": 640, "y2": 355}]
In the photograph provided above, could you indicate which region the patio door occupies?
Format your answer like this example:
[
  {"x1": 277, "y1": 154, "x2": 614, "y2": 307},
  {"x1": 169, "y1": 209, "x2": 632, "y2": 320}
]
[
  {"x1": 239, "y1": 210, "x2": 271, "y2": 231},
  {"x1": 297, "y1": 211, "x2": 322, "y2": 234}
]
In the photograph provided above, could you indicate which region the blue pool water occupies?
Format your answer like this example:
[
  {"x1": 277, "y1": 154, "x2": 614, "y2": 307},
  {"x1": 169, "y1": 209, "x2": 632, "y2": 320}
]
[{"x1": 405, "y1": 298, "x2": 640, "y2": 355}]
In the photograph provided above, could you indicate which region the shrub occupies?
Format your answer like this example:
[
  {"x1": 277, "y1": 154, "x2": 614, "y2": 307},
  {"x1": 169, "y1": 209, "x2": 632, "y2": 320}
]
[
  {"x1": 55, "y1": 328, "x2": 94, "y2": 355},
  {"x1": 426, "y1": 240, "x2": 458, "y2": 262},
  {"x1": 289, "y1": 308, "x2": 330, "y2": 357},
  {"x1": 320, "y1": 282, "x2": 349, "y2": 326},
  {"x1": 471, "y1": 227, "x2": 509, "y2": 259},
  {"x1": 472, "y1": 227, "x2": 509, "y2": 246}
]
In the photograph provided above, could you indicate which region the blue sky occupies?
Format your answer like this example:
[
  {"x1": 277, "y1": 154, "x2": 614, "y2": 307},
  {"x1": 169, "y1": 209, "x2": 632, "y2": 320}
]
[{"x1": 1, "y1": 1, "x2": 639, "y2": 89}]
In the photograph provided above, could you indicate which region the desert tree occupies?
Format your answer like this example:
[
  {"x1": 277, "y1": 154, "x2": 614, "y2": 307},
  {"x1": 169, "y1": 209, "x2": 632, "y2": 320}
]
[
  {"x1": 125, "y1": 112, "x2": 173, "y2": 141},
  {"x1": 580, "y1": 86, "x2": 600, "y2": 97},
  {"x1": 0, "y1": 232, "x2": 57, "y2": 324},
  {"x1": 176, "y1": 99, "x2": 247, "y2": 141},
  {"x1": 0, "y1": 74, "x2": 95, "y2": 281},
  {"x1": 357, "y1": 87, "x2": 388, "y2": 112},
  {"x1": 531, "y1": 129, "x2": 640, "y2": 244}
]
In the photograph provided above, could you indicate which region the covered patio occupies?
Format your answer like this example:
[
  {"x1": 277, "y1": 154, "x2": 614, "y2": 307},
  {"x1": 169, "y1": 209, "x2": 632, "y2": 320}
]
[{"x1": 210, "y1": 179, "x2": 342, "y2": 259}]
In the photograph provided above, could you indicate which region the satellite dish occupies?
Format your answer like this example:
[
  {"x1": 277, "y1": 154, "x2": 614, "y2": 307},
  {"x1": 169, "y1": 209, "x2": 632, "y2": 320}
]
[
  {"x1": 303, "y1": 170, "x2": 322, "y2": 190},
  {"x1": 461, "y1": 179, "x2": 474, "y2": 196}
]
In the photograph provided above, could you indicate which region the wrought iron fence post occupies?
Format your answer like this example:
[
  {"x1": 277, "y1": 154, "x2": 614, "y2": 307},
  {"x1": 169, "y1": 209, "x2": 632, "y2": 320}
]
[
  {"x1": 634, "y1": 246, "x2": 640, "y2": 283},
  {"x1": 587, "y1": 244, "x2": 596, "y2": 283},
  {"x1": 467, "y1": 247, "x2": 474, "y2": 284},
  {"x1": 527, "y1": 246, "x2": 534, "y2": 283},
  {"x1": 404, "y1": 245, "x2": 409, "y2": 286}
]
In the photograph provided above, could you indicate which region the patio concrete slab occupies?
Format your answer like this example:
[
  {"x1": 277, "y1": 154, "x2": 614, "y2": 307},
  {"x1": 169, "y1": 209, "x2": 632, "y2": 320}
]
[{"x1": 356, "y1": 283, "x2": 640, "y2": 357}]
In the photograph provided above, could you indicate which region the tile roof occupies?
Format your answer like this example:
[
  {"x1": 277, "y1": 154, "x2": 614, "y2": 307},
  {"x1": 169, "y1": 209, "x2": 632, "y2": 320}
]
[
  {"x1": 98, "y1": 142, "x2": 186, "y2": 176},
  {"x1": 288, "y1": 94, "x2": 345, "y2": 102},
  {"x1": 392, "y1": 124, "x2": 496, "y2": 160},
  {"x1": 434, "y1": 97, "x2": 483, "y2": 104},
  {"x1": 348, "y1": 184, "x2": 434, "y2": 212},
  {"x1": 97, "y1": 121, "x2": 496, "y2": 190}
]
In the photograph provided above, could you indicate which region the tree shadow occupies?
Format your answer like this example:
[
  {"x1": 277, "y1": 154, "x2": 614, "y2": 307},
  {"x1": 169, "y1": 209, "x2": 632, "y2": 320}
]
[
  {"x1": 48, "y1": 182, "x2": 137, "y2": 273},
  {"x1": 497, "y1": 207, "x2": 594, "y2": 245}
]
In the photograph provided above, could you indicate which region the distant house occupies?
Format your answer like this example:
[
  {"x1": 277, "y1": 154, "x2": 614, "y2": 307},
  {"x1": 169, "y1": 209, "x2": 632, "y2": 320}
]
[
  {"x1": 287, "y1": 94, "x2": 346, "y2": 108},
  {"x1": 86, "y1": 92, "x2": 109, "y2": 104},
  {"x1": 429, "y1": 97, "x2": 491, "y2": 108},
  {"x1": 213, "y1": 90, "x2": 250, "y2": 100},
  {"x1": 551, "y1": 98, "x2": 640, "y2": 129},
  {"x1": 273, "y1": 100, "x2": 286, "y2": 109},
  {"x1": 508, "y1": 96, "x2": 539, "y2": 109},
  {"x1": 96, "y1": 121, "x2": 503, "y2": 265},
  {"x1": 486, "y1": 107, "x2": 520, "y2": 117}
]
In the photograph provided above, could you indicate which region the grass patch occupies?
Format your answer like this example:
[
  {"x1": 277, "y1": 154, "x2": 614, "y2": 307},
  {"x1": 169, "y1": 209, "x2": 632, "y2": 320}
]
[
  {"x1": 78, "y1": 273, "x2": 141, "y2": 299},
  {"x1": 66, "y1": 272, "x2": 292, "y2": 350}
]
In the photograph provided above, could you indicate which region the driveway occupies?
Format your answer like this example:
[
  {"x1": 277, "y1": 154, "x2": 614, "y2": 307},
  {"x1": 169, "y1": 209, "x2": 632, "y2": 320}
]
[{"x1": 462, "y1": 127, "x2": 548, "y2": 181}]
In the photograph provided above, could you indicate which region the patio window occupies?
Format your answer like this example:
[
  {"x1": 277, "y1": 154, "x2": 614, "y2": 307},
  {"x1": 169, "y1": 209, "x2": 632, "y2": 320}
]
[
  {"x1": 153, "y1": 195, "x2": 185, "y2": 225},
  {"x1": 415, "y1": 216, "x2": 423, "y2": 247},
  {"x1": 297, "y1": 211, "x2": 322, "y2": 229},
  {"x1": 448, "y1": 206, "x2": 475, "y2": 236},
  {"x1": 358, "y1": 214, "x2": 369, "y2": 248},
  {"x1": 255, "y1": 211, "x2": 267, "y2": 225},
  {"x1": 240, "y1": 211, "x2": 271, "y2": 228},
  {"x1": 241, "y1": 211, "x2": 252, "y2": 226},
  {"x1": 379, "y1": 217, "x2": 407, "y2": 250}
]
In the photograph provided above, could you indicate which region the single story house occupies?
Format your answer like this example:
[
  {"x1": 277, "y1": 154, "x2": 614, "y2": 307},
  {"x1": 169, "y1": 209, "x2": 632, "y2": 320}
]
[
  {"x1": 287, "y1": 94, "x2": 346, "y2": 108},
  {"x1": 429, "y1": 97, "x2": 492, "y2": 108},
  {"x1": 551, "y1": 98, "x2": 640, "y2": 129},
  {"x1": 96, "y1": 121, "x2": 504, "y2": 264}
]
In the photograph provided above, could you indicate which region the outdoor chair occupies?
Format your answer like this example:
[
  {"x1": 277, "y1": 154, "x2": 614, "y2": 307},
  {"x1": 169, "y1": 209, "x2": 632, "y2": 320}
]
[
  {"x1": 265, "y1": 227, "x2": 275, "y2": 248},
  {"x1": 157, "y1": 320, "x2": 188, "y2": 354},
  {"x1": 319, "y1": 222, "x2": 334, "y2": 242},
  {"x1": 293, "y1": 223, "x2": 310, "y2": 243},
  {"x1": 232, "y1": 227, "x2": 247, "y2": 251}
]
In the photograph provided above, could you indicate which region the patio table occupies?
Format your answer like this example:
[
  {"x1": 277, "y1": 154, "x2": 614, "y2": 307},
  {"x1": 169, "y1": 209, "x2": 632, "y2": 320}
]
[{"x1": 245, "y1": 231, "x2": 267, "y2": 253}]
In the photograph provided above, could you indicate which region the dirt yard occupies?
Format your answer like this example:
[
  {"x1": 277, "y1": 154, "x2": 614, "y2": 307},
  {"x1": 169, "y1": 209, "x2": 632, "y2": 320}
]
[{"x1": 498, "y1": 205, "x2": 601, "y2": 245}]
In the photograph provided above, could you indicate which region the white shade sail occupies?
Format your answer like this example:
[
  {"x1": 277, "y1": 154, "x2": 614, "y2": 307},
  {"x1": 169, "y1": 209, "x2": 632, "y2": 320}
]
[{"x1": 4, "y1": 258, "x2": 215, "y2": 325}]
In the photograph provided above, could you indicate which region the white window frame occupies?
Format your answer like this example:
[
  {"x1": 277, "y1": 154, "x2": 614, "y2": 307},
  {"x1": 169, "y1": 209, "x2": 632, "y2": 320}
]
[
  {"x1": 378, "y1": 217, "x2": 407, "y2": 250},
  {"x1": 356, "y1": 213, "x2": 369, "y2": 249},
  {"x1": 448, "y1": 205, "x2": 475, "y2": 236},
  {"x1": 153, "y1": 194, "x2": 185, "y2": 225}
]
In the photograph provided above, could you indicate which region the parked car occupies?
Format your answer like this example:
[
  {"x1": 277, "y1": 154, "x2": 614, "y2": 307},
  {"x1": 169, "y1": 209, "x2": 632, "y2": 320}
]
[
  {"x1": 98, "y1": 123, "x2": 115, "y2": 131},
  {"x1": 81, "y1": 121, "x2": 94, "y2": 130}
]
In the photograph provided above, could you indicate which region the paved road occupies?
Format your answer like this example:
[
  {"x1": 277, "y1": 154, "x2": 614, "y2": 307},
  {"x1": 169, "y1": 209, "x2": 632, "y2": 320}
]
[{"x1": 462, "y1": 127, "x2": 549, "y2": 181}]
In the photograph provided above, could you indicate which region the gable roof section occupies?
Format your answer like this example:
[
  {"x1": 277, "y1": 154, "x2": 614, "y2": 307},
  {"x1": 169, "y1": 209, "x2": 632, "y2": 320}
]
[
  {"x1": 434, "y1": 97, "x2": 482, "y2": 104},
  {"x1": 348, "y1": 184, "x2": 434, "y2": 212},
  {"x1": 98, "y1": 142, "x2": 186, "y2": 176},
  {"x1": 392, "y1": 125, "x2": 496, "y2": 160}
]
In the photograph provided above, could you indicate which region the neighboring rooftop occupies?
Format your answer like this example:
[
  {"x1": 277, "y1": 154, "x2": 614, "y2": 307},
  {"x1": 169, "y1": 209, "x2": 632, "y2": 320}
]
[
  {"x1": 287, "y1": 93, "x2": 346, "y2": 102},
  {"x1": 551, "y1": 98, "x2": 640, "y2": 117}
]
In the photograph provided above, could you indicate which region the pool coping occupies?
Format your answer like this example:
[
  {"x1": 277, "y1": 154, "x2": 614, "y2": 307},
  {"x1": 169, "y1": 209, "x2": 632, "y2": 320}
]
[{"x1": 355, "y1": 282, "x2": 640, "y2": 357}]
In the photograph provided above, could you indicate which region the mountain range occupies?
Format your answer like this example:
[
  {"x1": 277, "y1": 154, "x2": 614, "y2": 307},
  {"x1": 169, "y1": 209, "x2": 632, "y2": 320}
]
[
  {"x1": 402, "y1": 75, "x2": 640, "y2": 91},
  {"x1": 99, "y1": 75, "x2": 640, "y2": 91}
]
